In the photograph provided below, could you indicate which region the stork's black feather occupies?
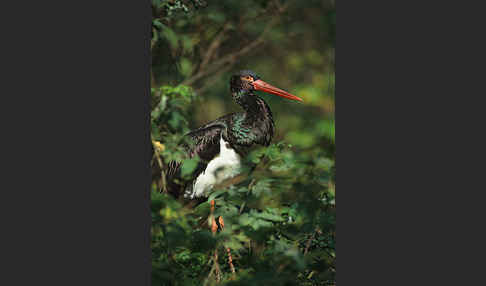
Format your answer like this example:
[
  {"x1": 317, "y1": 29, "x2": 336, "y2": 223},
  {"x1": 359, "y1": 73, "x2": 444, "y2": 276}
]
[{"x1": 164, "y1": 70, "x2": 295, "y2": 200}]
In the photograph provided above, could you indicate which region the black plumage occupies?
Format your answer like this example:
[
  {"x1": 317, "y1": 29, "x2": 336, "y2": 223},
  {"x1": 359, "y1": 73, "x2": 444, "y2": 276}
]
[{"x1": 162, "y1": 70, "x2": 301, "y2": 202}]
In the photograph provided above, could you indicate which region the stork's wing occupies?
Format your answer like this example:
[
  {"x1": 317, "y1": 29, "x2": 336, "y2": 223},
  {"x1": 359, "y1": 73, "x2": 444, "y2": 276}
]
[
  {"x1": 166, "y1": 122, "x2": 226, "y2": 179},
  {"x1": 186, "y1": 123, "x2": 225, "y2": 161},
  {"x1": 164, "y1": 114, "x2": 234, "y2": 199}
]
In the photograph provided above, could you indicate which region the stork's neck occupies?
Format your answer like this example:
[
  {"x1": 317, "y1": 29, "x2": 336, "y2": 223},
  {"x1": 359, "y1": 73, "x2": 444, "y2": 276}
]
[
  {"x1": 231, "y1": 89, "x2": 275, "y2": 146},
  {"x1": 232, "y1": 90, "x2": 272, "y2": 118}
]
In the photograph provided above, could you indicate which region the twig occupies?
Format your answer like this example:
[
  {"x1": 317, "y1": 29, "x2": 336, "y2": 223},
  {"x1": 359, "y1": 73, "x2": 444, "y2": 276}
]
[
  {"x1": 304, "y1": 230, "x2": 316, "y2": 255},
  {"x1": 203, "y1": 263, "x2": 215, "y2": 286},
  {"x1": 213, "y1": 173, "x2": 248, "y2": 190},
  {"x1": 152, "y1": 140, "x2": 168, "y2": 193},
  {"x1": 181, "y1": 38, "x2": 264, "y2": 86},
  {"x1": 203, "y1": 251, "x2": 222, "y2": 285},
  {"x1": 247, "y1": 178, "x2": 257, "y2": 191},
  {"x1": 239, "y1": 178, "x2": 256, "y2": 214},
  {"x1": 214, "y1": 249, "x2": 221, "y2": 283},
  {"x1": 226, "y1": 247, "x2": 236, "y2": 279},
  {"x1": 203, "y1": 250, "x2": 221, "y2": 286}
]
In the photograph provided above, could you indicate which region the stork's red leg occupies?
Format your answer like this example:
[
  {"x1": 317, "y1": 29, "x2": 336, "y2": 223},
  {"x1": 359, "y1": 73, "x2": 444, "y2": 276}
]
[
  {"x1": 218, "y1": 216, "x2": 224, "y2": 229},
  {"x1": 209, "y1": 200, "x2": 221, "y2": 281},
  {"x1": 210, "y1": 199, "x2": 218, "y2": 234},
  {"x1": 210, "y1": 200, "x2": 236, "y2": 276}
]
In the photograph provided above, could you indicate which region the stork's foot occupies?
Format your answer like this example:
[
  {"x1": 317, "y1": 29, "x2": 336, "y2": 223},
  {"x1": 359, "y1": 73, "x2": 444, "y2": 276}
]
[
  {"x1": 210, "y1": 216, "x2": 225, "y2": 233},
  {"x1": 210, "y1": 200, "x2": 225, "y2": 233},
  {"x1": 217, "y1": 216, "x2": 224, "y2": 230}
]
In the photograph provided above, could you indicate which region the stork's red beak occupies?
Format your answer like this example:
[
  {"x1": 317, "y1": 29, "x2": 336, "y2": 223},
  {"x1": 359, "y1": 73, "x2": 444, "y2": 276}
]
[{"x1": 252, "y1": 79, "x2": 303, "y2": 102}]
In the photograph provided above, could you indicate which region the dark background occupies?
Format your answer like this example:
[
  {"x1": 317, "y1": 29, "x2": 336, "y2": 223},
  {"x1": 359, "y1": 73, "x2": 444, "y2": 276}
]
[{"x1": 2, "y1": 0, "x2": 485, "y2": 285}]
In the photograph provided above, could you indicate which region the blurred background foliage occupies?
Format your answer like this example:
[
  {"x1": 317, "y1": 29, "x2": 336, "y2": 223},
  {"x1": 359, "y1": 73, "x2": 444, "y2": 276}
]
[{"x1": 151, "y1": 0, "x2": 335, "y2": 285}]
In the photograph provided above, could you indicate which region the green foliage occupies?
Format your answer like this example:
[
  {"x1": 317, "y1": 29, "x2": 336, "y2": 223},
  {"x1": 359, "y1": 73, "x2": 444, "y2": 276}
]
[
  {"x1": 151, "y1": 87, "x2": 335, "y2": 285},
  {"x1": 151, "y1": 84, "x2": 196, "y2": 165},
  {"x1": 151, "y1": 0, "x2": 335, "y2": 285}
]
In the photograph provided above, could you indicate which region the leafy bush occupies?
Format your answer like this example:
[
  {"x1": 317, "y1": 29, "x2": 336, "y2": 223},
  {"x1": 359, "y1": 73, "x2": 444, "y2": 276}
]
[{"x1": 151, "y1": 86, "x2": 335, "y2": 285}]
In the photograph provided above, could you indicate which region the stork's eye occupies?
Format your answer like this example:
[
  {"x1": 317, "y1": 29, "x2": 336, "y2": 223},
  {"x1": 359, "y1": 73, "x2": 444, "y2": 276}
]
[{"x1": 242, "y1": 76, "x2": 253, "y2": 81}]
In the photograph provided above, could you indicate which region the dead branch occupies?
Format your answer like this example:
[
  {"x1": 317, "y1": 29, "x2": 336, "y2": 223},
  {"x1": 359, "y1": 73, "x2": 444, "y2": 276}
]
[
  {"x1": 181, "y1": 3, "x2": 288, "y2": 87},
  {"x1": 152, "y1": 140, "x2": 168, "y2": 193},
  {"x1": 304, "y1": 227, "x2": 323, "y2": 255},
  {"x1": 203, "y1": 249, "x2": 221, "y2": 285},
  {"x1": 226, "y1": 247, "x2": 236, "y2": 278},
  {"x1": 212, "y1": 173, "x2": 248, "y2": 190},
  {"x1": 199, "y1": 22, "x2": 232, "y2": 72},
  {"x1": 304, "y1": 231, "x2": 315, "y2": 255}
]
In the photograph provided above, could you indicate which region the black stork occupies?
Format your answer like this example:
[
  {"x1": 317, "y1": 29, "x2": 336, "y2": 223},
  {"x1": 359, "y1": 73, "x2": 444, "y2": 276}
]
[
  {"x1": 165, "y1": 69, "x2": 302, "y2": 228},
  {"x1": 166, "y1": 69, "x2": 302, "y2": 200},
  {"x1": 164, "y1": 70, "x2": 302, "y2": 276}
]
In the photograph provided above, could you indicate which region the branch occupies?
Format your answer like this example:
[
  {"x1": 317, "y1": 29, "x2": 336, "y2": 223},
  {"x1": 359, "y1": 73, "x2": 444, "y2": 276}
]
[
  {"x1": 152, "y1": 139, "x2": 168, "y2": 193},
  {"x1": 181, "y1": 38, "x2": 263, "y2": 86},
  {"x1": 193, "y1": 64, "x2": 233, "y2": 94},
  {"x1": 226, "y1": 247, "x2": 236, "y2": 278},
  {"x1": 213, "y1": 173, "x2": 248, "y2": 190},
  {"x1": 181, "y1": 3, "x2": 288, "y2": 87},
  {"x1": 304, "y1": 227, "x2": 322, "y2": 255},
  {"x1": 198, "y1": 22, "x2": 232, "y2": 72},
  {"x1": 203, "y1": 250, "x2": 221, "y2": 286},
  {"x1": 303, "y1": 231, "x2": 315, "y2": 255}
]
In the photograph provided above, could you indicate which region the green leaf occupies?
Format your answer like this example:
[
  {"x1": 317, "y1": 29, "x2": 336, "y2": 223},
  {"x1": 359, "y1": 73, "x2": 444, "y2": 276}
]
[
  {"x1": 256, "y1": 211, "x2": 285, "y2": 222},
  {"x1": 152, "y1": 19, "x2": 163, "y2": 29},
  {"x1": 161, "y1": 25, "x2": 178, "y2": 50},
  {"x1": 180, "y1": 156, "x2": 199, "y2": 177},
  {"x1": 252, "y1": 179, "x2": 273, "y2": 197},
  {"x1": 180, "y1": 57, "x2": 193, "y2": 77},
  {"x1": 208, "y1": 12, "x2": 225, "y2": 23},
  {"x1": 168, "y1": 111, "x2": 185, "y2": 129},
  {"x1": 207, "y1": 188, "x2": 227, "y2": 202},
  {"x1": 193, "y1": 201, "x2": 210, "y2": 216}
]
